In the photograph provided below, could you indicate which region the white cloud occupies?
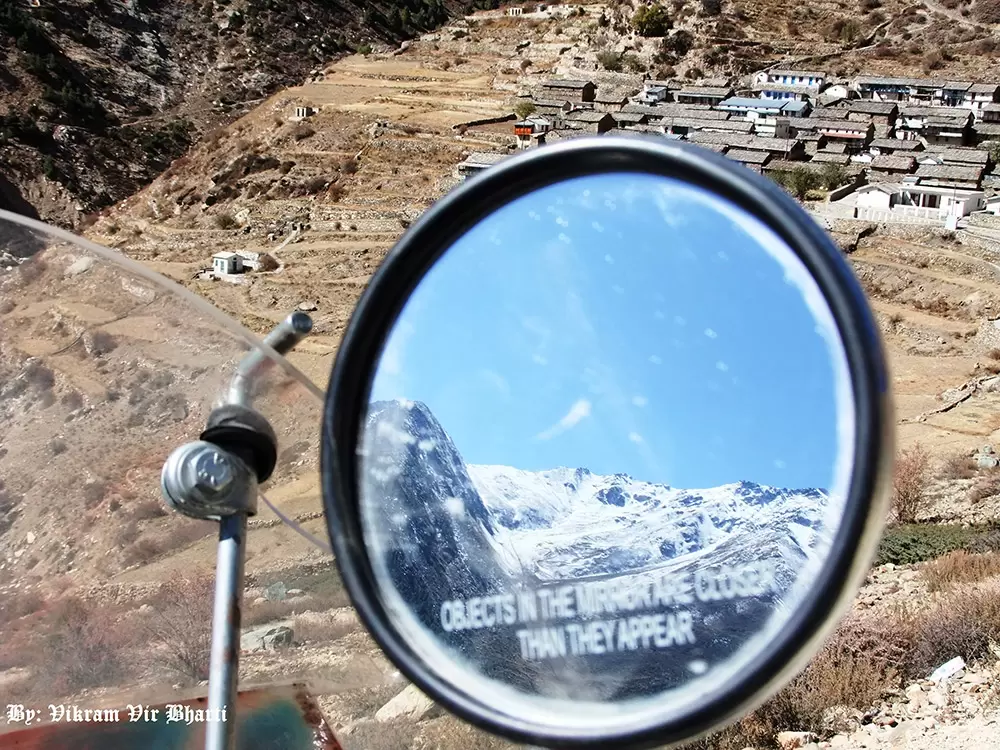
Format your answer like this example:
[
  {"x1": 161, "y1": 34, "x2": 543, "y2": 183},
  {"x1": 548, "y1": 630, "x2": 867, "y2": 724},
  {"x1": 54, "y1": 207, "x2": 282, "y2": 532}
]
[
  {"x1": 649, "y1": 355, "x2": 663, "y2": 365},
  {"x1": 378, "y1": 320, "x2": 415, "y2": 377},
  {"x1": 716, "y1": 361, "x2": 728, "y2": 372},
  {"x1": 774, "y1": 459, "x2": 786, "y2": 469},
  {"x1": 480, "y1": 369, "x2": 510, "y2": 397},
  {"x1": 674, "y1": 315, "x2": 686, "y2": 326},
  {"x1": 654, "y1": 310, "x2": 666, "y2": 320},
  {"x1": 632, "y1": 395, "x2": 648, "y2": 407},
  {"x1": 628, "y1": 432, "x2": 644, "y2": 444},
  {"x1": 535, "y1": 398, "x2": 592, "y2": 441},
  {"x1": 604, "y1": 253, "x2": 614, "y2": 263},
  {"x1": 593, "y1": 221, "x2": 605, "y2": 232},
  {"x1": 612, "y1": 284, "x2": 625, "y2": 294},
  {"x1": 704, "y1": 328, "x2": 718, "y2": 339},
  {"x1": 532, "y1": 353, "x2": 548, "y2": 366}
]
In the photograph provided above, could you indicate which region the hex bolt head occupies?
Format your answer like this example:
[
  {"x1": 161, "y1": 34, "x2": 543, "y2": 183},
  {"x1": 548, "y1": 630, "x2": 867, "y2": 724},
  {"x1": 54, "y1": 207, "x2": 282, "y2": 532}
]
[{"x1": 194, "y1": 450, "x2": 235, "y2": 495}]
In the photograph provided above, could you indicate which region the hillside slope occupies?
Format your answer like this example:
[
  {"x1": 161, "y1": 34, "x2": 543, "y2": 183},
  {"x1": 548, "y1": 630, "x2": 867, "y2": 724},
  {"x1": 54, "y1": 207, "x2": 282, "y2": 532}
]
[{"x1": 0, "y1": 0, "x2": 467, "y2": 227}]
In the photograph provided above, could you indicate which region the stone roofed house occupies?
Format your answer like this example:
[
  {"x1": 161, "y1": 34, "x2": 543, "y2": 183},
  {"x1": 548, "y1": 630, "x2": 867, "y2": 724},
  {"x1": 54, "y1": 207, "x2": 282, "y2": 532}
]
[
  {"x1": 612, "y1": 111, "x2": 649, "y2": 127},
  {"x1": 869, "y1": 137, "x2": 924, "y2": 154},
  {"x1": 620, "y1": 102, "x2": 730, "y2": 122},
  {"x1": 539, "y1": 79, "x2": 596, "y2": 102},
  {"x1": 854, "y1": 76, "x2": 942, "y2": 104},
  {"x1": 563, "y1": 110, "x2": 615, "y2": 133},
  {"x1": 456, "y1": 151, "x2": 512, "y2": 179},
  {"x1": 725, "y1": 148, "x2": 772, "y2": 173},
  {"x1": 664, "y1": 117, "x2": 754, "y2": 136},
  {"x1": 810, "y1": 106, "x2": 851, "y2": 120},
  {"x1": 717, "y1": 96, "x2": 809, "y2": 118},
  {"x1": 844, "y1": 100, "x2": 899, "y2": 125},
  {"x1": 821, "y1": 142, "x2": 848, "y2": 154},
  {"x1": 897, "y1": 106, "x2": 973, "y2": 145},
  {"x1": 593, "y1": 88, "x2": 632, "y2": 112},
  {"x1": 937, "y1": 81, "x2": 974, "y2": 108},
  {"x1": 938, "y1": 147, "x2": 990, "y2": 167},
  {"x1": 543, "y1": 128, "x2": 595, "y2": 144},
  {"x1": 528, "y1": 96, "x2": 574, "y2": 115},
  {"x1": 752, "y1": 68, "x2": 827, "y2": 97},
  {"x1": 675, "y1": 85, "x2": 734, "y2": 107},
  {"x1": 914, "y1": 163, "x2": 984, "y2": 188},
  {"x1": 869, "y1": 154, "x2": 917, "y2": 177},
  {"x1": 687, "y1": 132, "x2": 805, "y2": 159},
  {"x1": 797, "y1": 119, "x2": 874, "y2": 153},
  {"x1": 981, "y1": 102, "x2": 1000, "y2": 123},
  {"x1": 968, "y1": 83, "x2": 1000, "y2": 119},
  {"x1": 811, "y1": 151, "x2": 851, "y2": 165}
]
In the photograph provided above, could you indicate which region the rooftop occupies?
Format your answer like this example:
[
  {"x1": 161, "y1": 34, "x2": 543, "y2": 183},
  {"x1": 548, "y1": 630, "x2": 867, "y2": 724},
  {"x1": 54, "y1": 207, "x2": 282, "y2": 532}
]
[
  {"x1": 914, "y1": 164, "x2": 984, "y2": 182},
  {"x1": 565, "y1": 110, "x2": 612, "y2": 123},
  {"x1": 939, "y1": 148, "x2": 990, "y2": 165},
  {"x1": 753, "y1": 83, "x2": 818, "y2": 95},
  {"x1": 460, "y1": 152, "x2": 511, "y2": 167},
  {"x1": 900, "y1": 105, "x2": 972, "y2": 120},
  {"x1": 870, "y1": 138, "x2": 923, "y2": 151},
  {"x1": 847, "y1": 100, "x2": 899, "y2": 115},
  {"x1": 970, "y1": 83, "x2": 1000, "y2": 94},
  {"x1": 870, "y1": 154, "x2": 916, "y2": 171},
  {"x1": 769, "y1": 69, "x2": 827, "y2": 79},
  {"x1": 676, "y1": 86, "x2": 733, "y2": 98},
  {"x1": 594, "y1": 89, "x2": 631, "y2": 103},
  {"x1": 811, "y1": 151, "x2": 851, "y2": 164},
  {"x1": 856, "y1": 76, "x2": 943, "y2": 88},
  {"x1": 621, "y1": 103, "x2": 729, "y2": 119},
  {"x1": 541, "y1": 79, "x2": 593, "y2": 89},
  {"x1": 725, "y1": 149, "x2": 771, "y2": 164},
  {"x1": 807, "y1": 119, "x2": 872, "y2": 132}
]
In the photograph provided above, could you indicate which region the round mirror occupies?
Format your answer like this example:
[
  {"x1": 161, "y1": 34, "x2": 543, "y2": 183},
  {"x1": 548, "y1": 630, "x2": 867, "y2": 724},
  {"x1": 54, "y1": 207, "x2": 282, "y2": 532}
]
[{"x1": 322, "y1": 138, "x2": 891, "y2": 749}]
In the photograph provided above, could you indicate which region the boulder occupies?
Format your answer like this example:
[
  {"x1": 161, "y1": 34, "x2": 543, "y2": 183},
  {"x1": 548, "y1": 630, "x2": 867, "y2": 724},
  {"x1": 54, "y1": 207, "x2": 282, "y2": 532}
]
[
  {"x1": 65, "y1": 257, "x2": 95, "y2": 276},
  {"x1": 241, "y1": 621, "x2": 294, "y2": 652},
  {"x1": 776, "y1": 731, "x2": 817, "y2": 749},
  {"x1": 374, "y1": 684, "x2": 443, "y2": 723}
]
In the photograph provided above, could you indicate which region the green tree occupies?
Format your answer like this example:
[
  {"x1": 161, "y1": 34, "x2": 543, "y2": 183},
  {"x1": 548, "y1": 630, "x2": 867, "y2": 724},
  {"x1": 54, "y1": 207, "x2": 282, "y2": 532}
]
[
  {"x1": 787, "y1": 166, "x2": 820, "y2": 199},
  {"x1": 632, "y1": 5, "x2": 673, "y2": 36},
  {"x1": 988, "y1": 142, "x2": 1000, "y2": 166},
  {"x1": 42, "y1": 155, "x2": 58, "y2": 181},
  {"x1": 513, "y1": 101, "x2": 537, "y2": 119},
  {"x1": 820, "y1": 162, "x2": 846, "y2": 190}
]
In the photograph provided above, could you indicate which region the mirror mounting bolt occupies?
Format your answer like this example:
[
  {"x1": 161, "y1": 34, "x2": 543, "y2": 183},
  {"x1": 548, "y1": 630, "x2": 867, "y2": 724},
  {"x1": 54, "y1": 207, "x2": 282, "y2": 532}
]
[{"x1": 161, "y1": 441, "x2": 258, "y2": 520}]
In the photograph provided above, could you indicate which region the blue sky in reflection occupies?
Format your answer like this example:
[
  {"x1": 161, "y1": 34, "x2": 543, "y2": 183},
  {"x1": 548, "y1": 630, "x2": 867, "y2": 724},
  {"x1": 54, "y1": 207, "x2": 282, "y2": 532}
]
[{"x1": 369, "y1": 172, "x2": 845, "y2": 491}]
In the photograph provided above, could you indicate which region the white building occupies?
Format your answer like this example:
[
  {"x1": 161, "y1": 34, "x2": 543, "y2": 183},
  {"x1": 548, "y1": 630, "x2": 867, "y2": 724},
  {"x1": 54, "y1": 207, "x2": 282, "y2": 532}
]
[
  {"x1": 212, "y1": 252, "x2": 243, "y2": 276},
  {"x1": 854, "y1": 182, "x2": 985, "y2": 222},
  {"x1": 291, "y1": 106, "x2": 316, "y2": 121}
]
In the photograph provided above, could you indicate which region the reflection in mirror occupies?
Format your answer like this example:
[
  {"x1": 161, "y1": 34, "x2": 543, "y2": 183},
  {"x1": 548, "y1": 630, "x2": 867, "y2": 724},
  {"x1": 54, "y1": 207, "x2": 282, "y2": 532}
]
[{"x1": 356, "y1": 172, "x2": 856, "y2": 729}]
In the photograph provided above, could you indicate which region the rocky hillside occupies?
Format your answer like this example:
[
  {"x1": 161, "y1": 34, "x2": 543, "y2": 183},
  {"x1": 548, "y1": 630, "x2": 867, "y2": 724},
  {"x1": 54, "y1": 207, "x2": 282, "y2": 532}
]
[{"x1": 0, "y1": 0, "x2": 472, "y2": 227}]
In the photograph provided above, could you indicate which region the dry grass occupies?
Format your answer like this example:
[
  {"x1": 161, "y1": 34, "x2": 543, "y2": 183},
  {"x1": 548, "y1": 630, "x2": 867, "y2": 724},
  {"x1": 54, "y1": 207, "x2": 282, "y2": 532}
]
[
  {"x1": 292, "y1": 613, "x2": 358, "y2": 644},
  {"x1": 139, "y1": 577, "x2": 214, "y2": 683},
  {"x1": 923, "y1": 550, "x2": 1000, "y2": 591},
  {"x1": 940, "y1": 451, "x2": 977, "y2": 480},
  {"x1": 892, "y1": 443, "x2": 931, "y2": 523}
]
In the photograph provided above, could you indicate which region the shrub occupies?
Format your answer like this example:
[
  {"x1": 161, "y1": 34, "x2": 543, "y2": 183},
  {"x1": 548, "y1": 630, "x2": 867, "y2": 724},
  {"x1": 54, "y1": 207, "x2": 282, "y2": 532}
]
[
  {"x1": 214, "y1": 212, "x2": 238, "y2": 229},
  {"x1": 922, "y1": 550, "x2": 1000, "y2": 591},
  {"x1": 700, "y1": 0, "x2": 722, "y2": 15},
  {"x1": 940, "y1": 451, "x2": 976, "y2": 479},
  {"x1": 632, "y1": 4, "x2": 673, "y2": 36},
  {"x1": 130, "y1": 498, "x2": 168, "y2": 521},
  {"x1": 892, "y1": 443, "x2": 930, "y2": 523},
  {"x1": 596, "y1": 50, "x2": 623, "y2": 71},
  {"x1": 904, "y1": 588, "x2": 1000, "y2": 678},
  {"x1": 341, "y1": 158, "x2": 358, "y2": 174},
  {"x1": 141, "y1": 577, "x2": 213, "y2": 682},
  {"x1": 975, "y1": 0, "x2": 1000, "y2": 22},
  {"x1": 291, "y1": 124, "x2": 315, "y2": 141},
  {"x1": 875, "y1": 523, "x2": 1000, "y2": 566},
  {"x1": 292, "y1": 613, "x2": 358, "y2": 644},
  {"x1": 244, "y1": 598, "x2": 299, "y2": 626}
]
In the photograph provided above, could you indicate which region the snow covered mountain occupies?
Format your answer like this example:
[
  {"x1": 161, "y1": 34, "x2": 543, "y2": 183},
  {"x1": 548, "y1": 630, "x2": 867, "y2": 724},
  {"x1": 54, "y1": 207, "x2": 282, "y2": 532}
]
[
  {"x1": 361, "y1": 399, "x2": 836, "y2": 595},
  {"x1": 466, "y1": 464, "x2": 832, "y2": 583}
]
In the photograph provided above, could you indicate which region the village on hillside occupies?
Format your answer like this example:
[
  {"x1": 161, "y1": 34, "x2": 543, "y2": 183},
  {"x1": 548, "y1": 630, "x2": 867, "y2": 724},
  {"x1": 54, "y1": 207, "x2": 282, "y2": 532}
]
[{"x1": 456, "y1": 65, "x2": 1000, "y2": 229}]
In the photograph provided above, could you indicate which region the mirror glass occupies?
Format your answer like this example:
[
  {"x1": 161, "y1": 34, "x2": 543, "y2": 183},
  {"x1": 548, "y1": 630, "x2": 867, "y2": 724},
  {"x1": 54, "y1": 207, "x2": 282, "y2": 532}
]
[{"x1": 355, "y1": 172, "x2": 856, "y2": 731}]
